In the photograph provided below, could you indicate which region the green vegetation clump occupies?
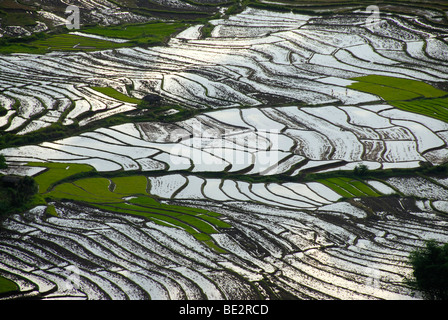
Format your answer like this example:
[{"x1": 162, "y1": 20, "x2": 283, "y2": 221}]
[
  {"x1": 317, "y1": 176, "x2": 381, "y2": 198},
  {"x1": 45, "y1": 204, "x2": 58, "y2": 217},
  {"x1": 0, "y1": 175, "x2": 41, "y2": 216},
  {"x1": 0, "y1": 154, "x2": 6, "y2": 169},
  {"x1": 353, "y1": 164, "x2": 368, "y2": 177},
  {"x1": 38, "y1": 170, "x2": 231, "y2": 252},
  {"x1": 82, "y1": 22, "x2": 187, "y2": 45},
  {"x1": 111, "y1": 176, "x2": 149, "y2": 194},
  {"x1": 21, "y1": 34, "x2": 134, "y2": 52},
  {"x1": 348, "y1": 75, "x2": 448, "y2": 123},
  {"x1": 0, "y1": 276, "x2": 18, "y2": 296},
  {"x1": 29, "y1": 162, "x2": 95, "y2": 193},
  {"x1": 0, "y1": 21, "x2": 187, "y2": 54},
  {"x1": 407, "y1": 240, "x2": 448, "y2": 300},
  {"x1": 0, "y1": 106, "x2": 7, "y2": 117},
  {"x1": 91, "y1": 87, "x2": 142, "y2": 104},
  {"x1": 349, "y1": 75, "x2": 447, "y2": 100}
]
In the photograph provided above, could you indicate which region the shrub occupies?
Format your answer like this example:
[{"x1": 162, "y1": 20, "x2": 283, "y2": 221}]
[
  {"x1": 407, "y1": 240, "x2": 448, "y2": 300},
  {"x1": 354, "y1": 164, "x2": 368, "y2": 177},
  {"x1": 0, "y1": 154, "x2": 6, "y2": 169}
]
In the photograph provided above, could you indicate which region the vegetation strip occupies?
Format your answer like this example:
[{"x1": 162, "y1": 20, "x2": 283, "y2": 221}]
[
  {"x1": 348, "y1": 75, "x2": 448, "y2": 123},
  {"x1": 21, "y1": 163, "x2": 232, "y2": 252}
]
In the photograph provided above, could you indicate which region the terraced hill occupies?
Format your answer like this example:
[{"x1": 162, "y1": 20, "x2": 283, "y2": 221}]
[
  {"x1": 0, "y1": 0, "x2": 227, "y2": 38},
  {"x1": 1, "y1": 2, "x2": 448, "y2": 301}
]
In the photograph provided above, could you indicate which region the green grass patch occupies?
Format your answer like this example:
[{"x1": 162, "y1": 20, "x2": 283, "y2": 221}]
[
  {"x1": 91, "y1": 87, "x2": 142, "y2": 104},
  {"x1": 73, "y1": 178, "x2": 122, "y2": 201},
  {"x1": 348, "y1": 81, "x2": 422, "y2": 101},
  {"x1": 0, "y1": 21, "x2": 187, "y2": 54},
  {"x1": 0, "y1": 43, "x2": 47, "y2": 54},
  {"x1": 128, "y1": 195, "x2": 162, "y2": 207},
  {"x1": 45, "y1": 204, "x2": 58, "y2": 217},
  {"x1": 82, "y1": 22, "x2": 187, "y2": 42},
  {"x1": 96, "y1": 203, "x2": 199, "y2": 235},
  {"x1": 41, "y1": 172, "x2": 231, "y2": 252},
  {"x1": 0, "y1": 34, "x2": 134, "y2": 54},
  {"x1": 0, "y1": 276, "x2": 18, "y2": 295},
  {"x1": 317, "y1": 179, "x2": 354, "y2": 198},
  {"x1": 348, "y1": 75, "x2": 448, "y2": 124},
  {"x1": 345, "y1": 179, "x2": 381, "y2": 197},
  {"x1": 327, "y1": 177, "x2": 364, "y2": 196},
  {"x1": 389, "y1": 98, "x2": 448, "y2": 123},
  {"x1": 29, "y1": 162, "x2": 95, "y2": 193},
  {"x1": 318, "y1": 177, "x2": 382, "y2": 198},
  {"x1": 111, "y1": 176, "x2": 149, "y2": 194},
  {"x1": 350, "y1": 75, "x2": 447, "y2": 99},
  {"x1": 31, "y1": 34, "x2": 131, "y2": 51}
]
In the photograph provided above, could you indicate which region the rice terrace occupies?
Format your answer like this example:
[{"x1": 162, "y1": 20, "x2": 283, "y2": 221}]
[{"x1": 1, "y1": 0, "x2": 448, "y2": 303}]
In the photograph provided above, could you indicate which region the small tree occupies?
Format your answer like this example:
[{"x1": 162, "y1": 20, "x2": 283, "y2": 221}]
[
  {"x1": 0, "y1": 154, "x2": 6, "y2": 169},
  {"x1": 354, "y1": 164, "x2": 368, "y2": 177},
  {"x1": 407, "y1": 240, "x2": 448, "y2": 300}
]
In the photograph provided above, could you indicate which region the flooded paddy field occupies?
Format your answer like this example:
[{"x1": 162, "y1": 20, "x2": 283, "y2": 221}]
[{"x1": 1, "y1": 2, "x2": 448, "y2": 300}]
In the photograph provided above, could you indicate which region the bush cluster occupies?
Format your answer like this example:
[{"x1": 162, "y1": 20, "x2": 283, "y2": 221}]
[
  {"x1": 408, "y1": 240, "x2": 448, "y2": 300},
  {"x1": 0, "y1": 175, "x2": 39, "y2": 216}
]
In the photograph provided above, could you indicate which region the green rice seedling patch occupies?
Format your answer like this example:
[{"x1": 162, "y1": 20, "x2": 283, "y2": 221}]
[
  {"x1": 0, "y1": 43, "x2": 47, "y2": 54},
  {"x1": 348, "y1": 75, "x2": 448, "y2": 123},
  {"x1": 390, "y1": 98, "x2": 448, "y2": 123},
  {"x1": 326, "y1": 177, "x2": 366, "y2": 197},
  {"x1": 129, "y1": 196, "x2": 232, "y2": 228},
  {"x1": 129, "y1": 196, "x2": 223, "y2": 218},
  {"x1": 128, "y1": 196, "x2": 231, "y2": 230},
  {"x1": 317, "y1": 179, "x2": 354, "y2": 198},
  {"x1": 202, "y1": 239, "x2": 227, "y2": 254},
  {"x1": 82, "y1": 22, "x2": 187, "y2": 42},
  {"x1": 0, "y1": 276, "x2": 18, "y2": 295},
  {"x1": 95, "y1": 203, "x2": 197, "y2": 234},
  {"x1": 332, "y1": 177, "x2": 382, "y2": 197},
  {"x1": 93, "y1": 202, "x2": 226, "y2": 252},
  {"x1": 128, "y1": 195, "x2": 161, "y2": 207},
  {"x1": 348, "y1": 81, "x2": 422, "y2": 101},
  {"x1": 0, "y1": 34, "x2": 132, "y2": 54},
  {"x1": 48, "y1": 182, "x2": 118, "y2": 203},
  {"x1": 350, "y1": 75, "x2": 447, "y2": 98},
  {"x1": 91, "y1": 87, "x2": 142, "y2": 104},
  {"x1": 166, "y1": 204, "x2": 223, "y2": 218},
  {"x1": 177, "y1": 214, "x2": 219, "y2": 234},
  {"x1": 29, "y1": 162, "x2": 94, "y2": 193},
  {"x1": 45, "y1": 204, "x2": 58, "y2": 217},
  {"x1": 111, "y1": 176, "x2": 149, "y2": 195},
  {"x1": 192, "y1": 214, "x2": 232, "y2": 229},
  {"x1": 193, "y1": 233, "x2": 213, "y2": 242},
  {"x1": 73, "y1": 178, "x2": 122, "y2": 201},
  {"x1": 42, "y1": 172, "x2": 231, "y2": 252},
  {"x1": 347, "y1": 179, "x2": 381, "y2": 197},
  {"x1": 30, "y1": 34, "x2": 134, "y2": 52},
  {"x1": 0, "y1": 21, "x2": 187, "y2": 54},
  {"x1": 318, "y1": 176, "x2": 383, "y2": 198},
  {"x1": 111, "y1": 202, "x2": 182, "y2": 218}
]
